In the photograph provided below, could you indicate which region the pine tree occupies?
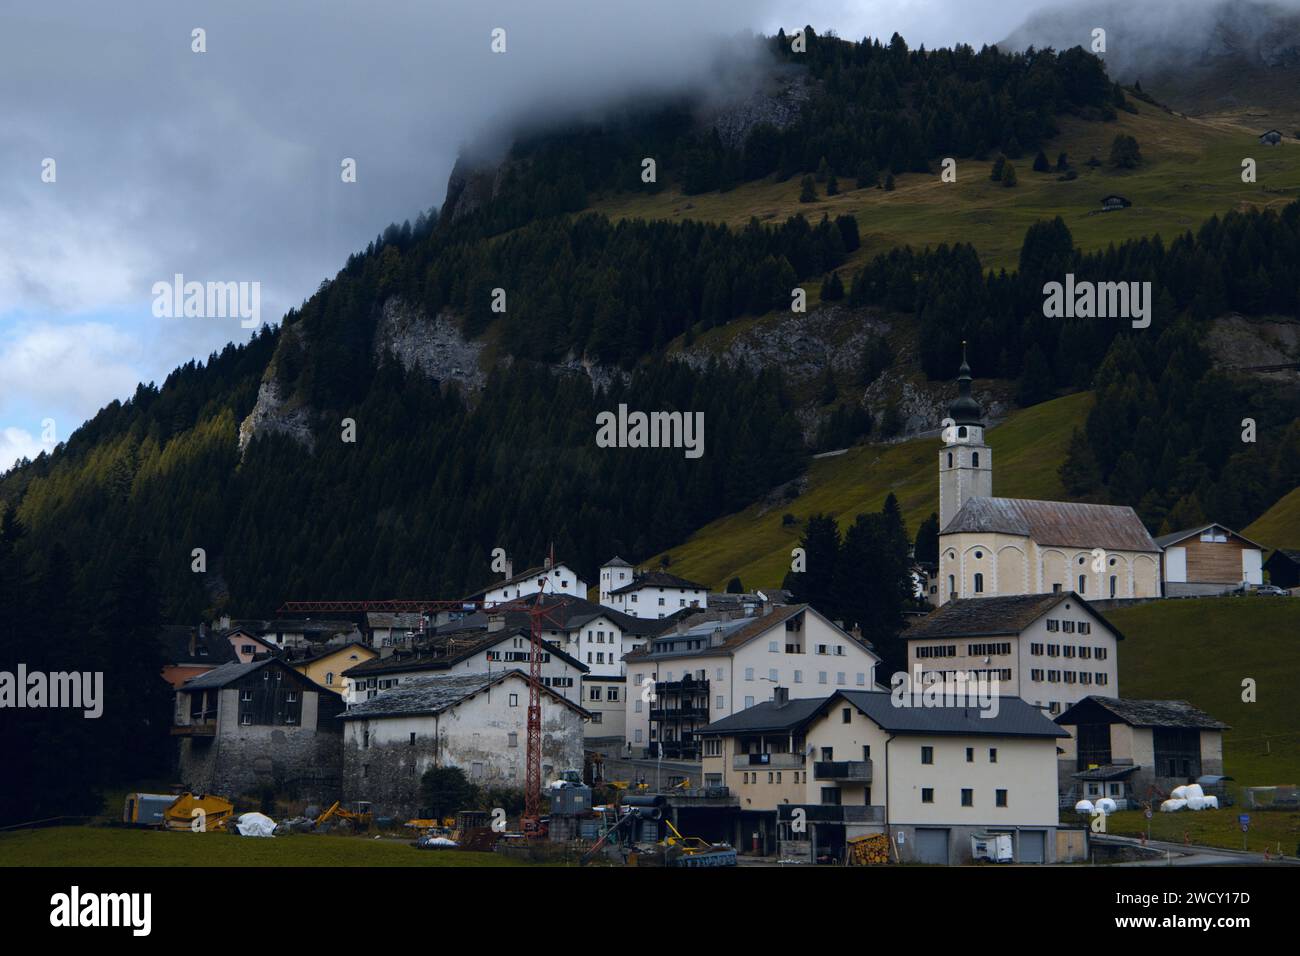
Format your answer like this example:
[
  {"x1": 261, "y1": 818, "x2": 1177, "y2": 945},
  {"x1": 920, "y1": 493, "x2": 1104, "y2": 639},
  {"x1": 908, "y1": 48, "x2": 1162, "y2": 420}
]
[{"x1": 799, "y1": 175, "x2": 817, "y2": 203}]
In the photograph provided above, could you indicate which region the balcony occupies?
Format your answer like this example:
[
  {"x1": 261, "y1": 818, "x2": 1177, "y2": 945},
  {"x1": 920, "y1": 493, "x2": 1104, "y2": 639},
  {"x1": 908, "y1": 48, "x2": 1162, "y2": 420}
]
[
  {"x1": 650, "y1": 705, "x2": 710, "y2": 721},
  {"x1": 733, "y1": 752, "x2": 806, "y2": 770},
  {"x1": 813, "y1": 760, "x2": 873, "y2": 782},
  {"x1": 657, "y1": 678, "x2": 709, "y2": 695},
  {"x1": 172, "y1": 720, "x2": 217, "y2": 737}
]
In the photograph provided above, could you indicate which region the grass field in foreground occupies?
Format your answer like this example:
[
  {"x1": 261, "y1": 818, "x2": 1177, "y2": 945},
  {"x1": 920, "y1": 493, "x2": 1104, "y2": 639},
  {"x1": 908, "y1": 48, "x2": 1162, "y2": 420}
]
[
  {"x1": 651, "y1": 390, "x2": 1092, "y2": 591},
  {"x1": 1103, "y1": 597, "x2": 1300, "y2": 785},
  {"x1": 0, "y1": 826, "x2": 528, "y2": 867},
  {"x1": 1066, "y1": 808, "x2": 1300, "y2": 854}
]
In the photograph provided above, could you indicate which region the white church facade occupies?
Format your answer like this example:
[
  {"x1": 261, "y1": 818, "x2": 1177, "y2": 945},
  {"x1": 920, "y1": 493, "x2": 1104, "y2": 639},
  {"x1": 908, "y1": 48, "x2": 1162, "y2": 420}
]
[{"x1": 933, "y1": 349, "x2": 1162, "y2": 605}]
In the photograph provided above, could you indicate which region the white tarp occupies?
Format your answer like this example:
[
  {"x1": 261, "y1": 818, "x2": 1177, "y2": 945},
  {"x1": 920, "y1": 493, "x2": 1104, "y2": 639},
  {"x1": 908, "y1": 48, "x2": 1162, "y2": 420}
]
[{"x1": 235, "y1": 812, "x2": 276, "y2": 837}]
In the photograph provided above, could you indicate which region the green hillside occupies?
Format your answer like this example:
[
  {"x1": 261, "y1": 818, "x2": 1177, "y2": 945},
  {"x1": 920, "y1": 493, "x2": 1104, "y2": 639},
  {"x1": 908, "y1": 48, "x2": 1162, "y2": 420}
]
[
  {"x1": 1245, "y1": 486, "x2": 1300, "y2": 552},
  {"x1": 1104, "y1": 597, "x2": 1300, "y2": 785},
  {"x1": 593, "y1": 105, "x2": 1300, "y2": 272},
  {"x1": 652, "y1": 390, "x2": 1093, "y2": 590}
]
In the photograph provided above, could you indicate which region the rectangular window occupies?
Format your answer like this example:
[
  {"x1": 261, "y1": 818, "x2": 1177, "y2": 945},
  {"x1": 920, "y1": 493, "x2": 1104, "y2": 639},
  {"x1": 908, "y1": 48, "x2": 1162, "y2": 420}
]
[
  {"x1": 965, "y1": 747, "x2": 973, "y2": 762},
  {"x1": 509, "y1": 693, "x2": 519, "y2": 706},
  {"x1": 996, "y1": 789, "x2": 1007, "y2": 808},
  {"x1": 793, "y1": 670, "x2": 803, "y2": 683},
  {"x1": 961, "y1": 789, "x2": 973, "y2": 807},
  {"x1": 744, "y1": 696, "x2": 754, "y2": 709},
  {"x1": 745, "y1": 668, "x2": 754, "y2": 681},
  {"x1": 921, "y1": 746, "x2": 934, "y2": 765},
  {"x1": 842, "y1": 707, "x2": 852, "y2": 724},
  {"x1": 921, "y1": 788, "x2": 934, "y2": 804},
  {"x1": 818, "y1": 672, "x2": 828, "y2": 685},
  {"x1": 989, "y1": 748, "x2": 998, "y2": 763}
]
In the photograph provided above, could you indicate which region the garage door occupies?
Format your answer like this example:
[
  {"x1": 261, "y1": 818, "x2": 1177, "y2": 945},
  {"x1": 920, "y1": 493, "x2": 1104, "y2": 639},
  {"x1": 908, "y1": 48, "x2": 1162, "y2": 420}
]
[
  {"x1": 915, "y1": 828, "x2": 949, "y2": 865},
  {"x1": 1019, "y1": 830, "x2": 1046, "y2": 863}
]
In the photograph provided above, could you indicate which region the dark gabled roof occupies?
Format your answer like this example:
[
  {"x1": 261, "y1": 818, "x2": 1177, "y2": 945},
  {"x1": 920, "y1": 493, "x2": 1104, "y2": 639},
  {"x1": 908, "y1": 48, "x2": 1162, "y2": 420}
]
[
  {"x1": 337, "y1": 669, "x2": 590, "y2": 721},
  {"x1": 941, "y1": 496, "x2": 1159, "y2": 552},
  {"x1": 904, "y1": 591, "x2": 1125, "y2": 642},
  {"x1": 1264, "y1": 548, "x2": 1300, "y2": 566},
  {"x1": 340, "y1": 627, "x2": 586, "y2": 678},
  {"x1": 602, "y1": 555, "x2": 633, "y2": 568},
  {"x1": 459, "y1": 561, "x2": 579, "y2": 600},
  {"x1": 608, "y1": 570, "x2": 709, "y2": 595},
  {"x1": 623, "y1": 604, "x2": 877, "y2": 664},
  {"x1": 157, "y1": 625, "x2": 237, "y2": 666},
  {"x1": 697, "y1": 696, "x2": 827, "y2": 736},
  {"x1": 438, "y1": 593, "x2": 666, "y2": 638},
  {"x1": 826, "y1": 691, "x2": 1068, "y2": 738},
  {"x1": 180, "y1": 657, "x2": 328, "y2": 694},
  {"x1": 1073, "y1": 764, "x2": 1141, "y2": 781},
  {"x1": 284, "y1": 640, "x2": 374, "y2": 667},
  {"x1": 1056, "y1": 696, "x2": 1229, "y2": 730},
  {"x1": 1154, "y1": 524, "x2": 1264, "y2": 550}
]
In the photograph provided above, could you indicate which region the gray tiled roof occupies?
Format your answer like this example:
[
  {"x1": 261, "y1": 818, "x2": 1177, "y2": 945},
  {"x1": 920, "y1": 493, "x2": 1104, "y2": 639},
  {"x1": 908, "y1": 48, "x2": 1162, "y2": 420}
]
[
  {"x1": 1153, "y1": 524, "x2": 1264, "y2": 550},
  {"x1": 338, "y1": 670, "x2": 589, "y2": 720},
  {"x1": 1058, "y1": 696, "x2": 1229, "y2": 730},
  {"x1": 608, "y1": 570, "x2": 709, "y2": 595},
  {"x1": 941, "y1": 497, "x2": 1159, "y2": 552},
  {"x1": 834, "y1": 691, "x2": 1069, "y2": 738},
  {"x1": 697, "y1": 697, "x2": 827, "y2": 735},
  {"x1": 181, "y1": 659, "x2": 275, "y2": 690},
  {"x1": 904, "y1": 592, "x2": 1124, "y2": 641}
]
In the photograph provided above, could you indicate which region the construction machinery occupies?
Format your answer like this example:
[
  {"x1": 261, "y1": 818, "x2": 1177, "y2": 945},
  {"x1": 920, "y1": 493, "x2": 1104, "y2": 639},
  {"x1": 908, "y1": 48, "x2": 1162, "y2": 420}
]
[
  {"x1": 280, "y1": 565, "x2": 567, "y2": 838},
  {"x1": 122, "y1": 791, "x2": 234, "y2": 831},
  {"x1": 315, "y1": 800, "x2": 373, "y2": 830},
  {"x1": 662, "y1": 819, "x2": 737, "y2": 867}
]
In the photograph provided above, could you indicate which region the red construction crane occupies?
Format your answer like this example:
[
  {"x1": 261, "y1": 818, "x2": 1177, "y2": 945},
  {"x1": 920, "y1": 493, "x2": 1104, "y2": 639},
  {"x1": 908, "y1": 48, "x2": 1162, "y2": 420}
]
[{"x1": 278, "y1": 583, "x2": 566, "y2": 835}]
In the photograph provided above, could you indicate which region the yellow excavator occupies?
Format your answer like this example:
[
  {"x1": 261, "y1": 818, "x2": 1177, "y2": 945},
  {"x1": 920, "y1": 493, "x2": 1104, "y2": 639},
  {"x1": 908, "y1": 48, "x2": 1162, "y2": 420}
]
[{"x1": 315, "y1": 800, "x2": 373, "y2": 829}]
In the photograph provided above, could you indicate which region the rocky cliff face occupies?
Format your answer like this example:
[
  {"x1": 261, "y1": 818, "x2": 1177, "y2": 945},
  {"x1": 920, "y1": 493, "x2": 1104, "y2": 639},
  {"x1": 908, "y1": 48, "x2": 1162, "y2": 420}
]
[
  {"x1": 373, "y1": 297, "x2": 489, "y2": 391},
  {"x1": 237, "y1": 377, "x2": 316, "y2": 456},
  {"x1": 673, "y1": 303, "x2": 1006, "y2": 443},
  {"x1": 704, "y1": 67, "x2": 814, "y2": 150}
]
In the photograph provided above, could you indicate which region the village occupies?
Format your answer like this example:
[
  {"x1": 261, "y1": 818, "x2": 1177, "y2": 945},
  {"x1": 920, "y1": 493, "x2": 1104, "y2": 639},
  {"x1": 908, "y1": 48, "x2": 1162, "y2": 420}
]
[{"x1": 148, "y1": 358, "x2": 1295, "y2": 866}]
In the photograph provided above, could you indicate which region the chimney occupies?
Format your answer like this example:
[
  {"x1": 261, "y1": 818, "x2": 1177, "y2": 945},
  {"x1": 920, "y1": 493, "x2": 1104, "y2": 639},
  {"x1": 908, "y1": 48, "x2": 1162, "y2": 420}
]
[
  {"x1": 218, "y1": 614, "x2": 231, "y2": 630},
  {"x1": 773, "y1": 686, "x2": 789, "y2": 708},
  {"x1": 487, "y1": 613, "x2": 505, "y2": 633},
  {"x1": 850, "y1": 624, "x2": 863, "y2": 641}
]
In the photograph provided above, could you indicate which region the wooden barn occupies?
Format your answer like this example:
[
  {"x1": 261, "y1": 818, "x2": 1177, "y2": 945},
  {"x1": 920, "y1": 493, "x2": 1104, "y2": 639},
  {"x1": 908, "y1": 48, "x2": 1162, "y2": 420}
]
[
  {"x1": 1156, "y1": 523, "x2": 1264, "y2": 596},
  {"x1": 1100, "y1": 194, "x2": 1131, "y2": 211},
  {"x1": 1259, "y1": 129, "x2": 1283, "y2": 146}
]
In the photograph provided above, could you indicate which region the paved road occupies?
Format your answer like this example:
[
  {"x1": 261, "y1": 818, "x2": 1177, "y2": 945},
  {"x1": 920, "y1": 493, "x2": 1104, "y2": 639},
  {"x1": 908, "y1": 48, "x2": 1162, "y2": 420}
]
[{"x1": 1094, "y1": 834, "x2": 1300, "y2": 866}]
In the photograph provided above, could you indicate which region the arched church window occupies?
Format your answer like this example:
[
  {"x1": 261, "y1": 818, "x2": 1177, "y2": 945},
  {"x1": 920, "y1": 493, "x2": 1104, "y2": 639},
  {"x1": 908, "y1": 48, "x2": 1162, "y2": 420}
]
[
  {"x1": 958, "y1": 426, "x2": 967, "y2": 438},
  {"x1": 973, "y1": 573, "x2": 984, "y2": 594},
  {"x1": 972, "y1": 452, "x2": 979, "y2": 467},
  {"x1": 1109, "y1": 575, "x2": 1117, "y2": 598},
  {"x1": 948, "y1": 575, "x2": 955, "y2": 596},
  {"x1": 1078, "y1": 575, "x2": 1086, "y2": 594},
  {"x1": 947, "y1": 453, "x2": 953, "y2": 468}
]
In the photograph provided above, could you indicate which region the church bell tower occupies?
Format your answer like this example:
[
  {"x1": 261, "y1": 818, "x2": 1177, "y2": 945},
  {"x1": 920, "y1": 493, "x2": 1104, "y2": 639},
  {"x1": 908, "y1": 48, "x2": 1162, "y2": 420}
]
[{"x1": 939, "y1": 343, "x2": 992, "y2": 529}]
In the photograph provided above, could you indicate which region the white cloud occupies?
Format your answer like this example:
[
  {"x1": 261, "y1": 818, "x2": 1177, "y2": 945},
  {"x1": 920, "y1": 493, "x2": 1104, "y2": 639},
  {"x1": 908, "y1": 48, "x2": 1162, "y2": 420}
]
[
  {"x1": 0, "y1": 427, "x2": 46, "y2": 471},
  {"x1": 0, "y1": 320, "x2": 146, "y2": 424}
]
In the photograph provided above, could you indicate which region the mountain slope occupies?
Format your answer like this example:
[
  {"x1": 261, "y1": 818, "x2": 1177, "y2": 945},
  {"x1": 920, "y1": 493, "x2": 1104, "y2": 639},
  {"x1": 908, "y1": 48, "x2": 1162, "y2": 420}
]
[
  {"x1": 651, "y1": 391, "x2": 1094, "y2": 590},
  {"x1": 592, "y1": 100, "x2": 1300, "y2": 272},
  {"x1": 1106, "y1": 597, "x2": 1300, "y2": 783},
  {"x1": 1245, "y1": 485, "x2": 1300, "y2": 548}
]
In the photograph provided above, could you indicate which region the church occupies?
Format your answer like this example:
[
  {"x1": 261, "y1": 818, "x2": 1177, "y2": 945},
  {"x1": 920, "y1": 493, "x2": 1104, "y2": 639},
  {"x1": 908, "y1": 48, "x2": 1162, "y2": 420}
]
[{"x1": 933, "y1": 349, "x2": 1161, "y2": 605}]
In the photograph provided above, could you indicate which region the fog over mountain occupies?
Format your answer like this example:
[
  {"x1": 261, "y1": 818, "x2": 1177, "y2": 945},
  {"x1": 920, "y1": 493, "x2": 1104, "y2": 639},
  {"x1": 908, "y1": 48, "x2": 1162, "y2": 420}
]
[{"x1": 1001, "y1": 0, "x2": 1300, "y2": 84}]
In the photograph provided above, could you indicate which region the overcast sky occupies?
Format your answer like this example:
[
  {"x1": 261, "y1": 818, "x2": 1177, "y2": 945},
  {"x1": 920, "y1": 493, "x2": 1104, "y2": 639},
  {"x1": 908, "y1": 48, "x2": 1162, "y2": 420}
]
[{"x1": 0, "y1": 0, "x2": 1151, "y2": 470}]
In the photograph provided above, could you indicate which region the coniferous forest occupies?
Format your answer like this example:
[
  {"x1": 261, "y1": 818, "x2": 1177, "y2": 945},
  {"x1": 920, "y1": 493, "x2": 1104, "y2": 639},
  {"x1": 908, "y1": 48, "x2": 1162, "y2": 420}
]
[{"x1": 1, "y1": 29, "x2": 1298, "y2": 821}]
